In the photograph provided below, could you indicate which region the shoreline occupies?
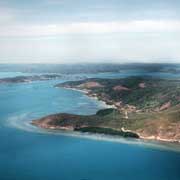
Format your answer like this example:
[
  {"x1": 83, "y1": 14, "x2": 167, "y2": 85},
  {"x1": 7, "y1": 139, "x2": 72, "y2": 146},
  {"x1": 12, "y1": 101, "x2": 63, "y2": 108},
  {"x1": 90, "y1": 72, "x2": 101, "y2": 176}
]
[
  {"x1": 61, "y1": 86, "x2": 117, "y2": 109},
  {"x1": 33, "y1": 120, "x2": 180, "y2": 144},
  {"x1": 59, "y1": 87, "x2": 180, "y2": 143},
  {"x1": 7, "y1": 111, "x2": 180, "y2": 153},
  {"x1": 138, "y1": 134, "x2": 180, "y2": 143},
  {"x1": 30, "y1": 122, "x2": 180, "y2": 153},
  {"x1": 31, "y1": 85, "x2": 180, "y2": 144}
]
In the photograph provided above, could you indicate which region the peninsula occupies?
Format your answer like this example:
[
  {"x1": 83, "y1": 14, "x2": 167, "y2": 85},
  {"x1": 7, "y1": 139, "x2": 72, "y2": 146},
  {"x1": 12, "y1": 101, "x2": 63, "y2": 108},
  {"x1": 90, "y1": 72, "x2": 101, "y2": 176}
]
[{"x1": 32, "y1": 77, "x2": 180, "y2": 142}]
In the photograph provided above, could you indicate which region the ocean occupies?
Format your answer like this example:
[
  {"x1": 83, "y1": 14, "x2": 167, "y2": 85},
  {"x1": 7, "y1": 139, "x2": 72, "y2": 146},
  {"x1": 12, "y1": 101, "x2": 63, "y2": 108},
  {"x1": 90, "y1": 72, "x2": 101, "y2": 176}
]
[{"x1": 0, "y1": 71, "x2": 180, "y2": 180}]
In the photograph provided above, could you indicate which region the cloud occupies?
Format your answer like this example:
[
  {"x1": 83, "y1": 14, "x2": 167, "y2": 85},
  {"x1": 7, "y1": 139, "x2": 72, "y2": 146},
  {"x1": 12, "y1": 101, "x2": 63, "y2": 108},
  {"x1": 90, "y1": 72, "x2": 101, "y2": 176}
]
[
  {"x1": 0, "y1": 20, "x2": 180, "y2": 37},
  {"x1": 0, "y1": 7, "x2": 16, "y2": 24},
  {"x1": 43, "y1": 0, "x2": 65, "y2": 5}
]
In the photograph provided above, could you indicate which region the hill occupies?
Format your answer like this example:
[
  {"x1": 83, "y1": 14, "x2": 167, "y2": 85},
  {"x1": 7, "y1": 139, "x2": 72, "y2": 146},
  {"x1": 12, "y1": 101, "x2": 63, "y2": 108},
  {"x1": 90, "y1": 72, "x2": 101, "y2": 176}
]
[{"x1": 32, "y1": 77, "x2": 180, "y2": 142}]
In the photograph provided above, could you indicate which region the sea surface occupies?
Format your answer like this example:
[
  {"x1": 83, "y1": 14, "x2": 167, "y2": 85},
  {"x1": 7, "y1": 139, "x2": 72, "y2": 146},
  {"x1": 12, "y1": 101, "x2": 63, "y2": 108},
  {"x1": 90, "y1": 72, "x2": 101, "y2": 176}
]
[{"x1": 0, "y1": 71, "x2": 180, "y2": 180}]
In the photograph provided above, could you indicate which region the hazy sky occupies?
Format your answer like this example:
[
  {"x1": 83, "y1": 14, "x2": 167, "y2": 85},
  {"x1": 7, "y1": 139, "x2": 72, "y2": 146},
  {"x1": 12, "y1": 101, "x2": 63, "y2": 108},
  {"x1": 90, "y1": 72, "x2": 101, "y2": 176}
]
[{"x1": 0, "y1": 0, "x2": 180, "y2": 63}]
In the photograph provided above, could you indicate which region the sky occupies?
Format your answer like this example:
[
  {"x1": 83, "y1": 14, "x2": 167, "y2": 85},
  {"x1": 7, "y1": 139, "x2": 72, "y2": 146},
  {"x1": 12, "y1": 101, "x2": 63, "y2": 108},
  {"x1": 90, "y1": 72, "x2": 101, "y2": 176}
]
[{"x1": 0, "y1": 0, "x2": 180, "y2": 64}]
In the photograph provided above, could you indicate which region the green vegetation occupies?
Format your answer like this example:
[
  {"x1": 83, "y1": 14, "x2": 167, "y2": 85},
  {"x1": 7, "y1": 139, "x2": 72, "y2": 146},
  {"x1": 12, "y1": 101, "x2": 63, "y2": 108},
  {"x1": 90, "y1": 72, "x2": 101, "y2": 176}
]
[
  {"x1": 58, "y1": 76, "x2": 180, "y2": 111},
  {"x1": 32, "y1": 105, "x2": 180, "y2": 140},
  {"x1": 33, "y1": 77, "x2": 180, "y2": 142},
  {"x1": 96, "y1": 108, "x2": 118, "y2": 116},
  {"x1": 74, "y1": 127, "x2": 139, "y2": 138}
]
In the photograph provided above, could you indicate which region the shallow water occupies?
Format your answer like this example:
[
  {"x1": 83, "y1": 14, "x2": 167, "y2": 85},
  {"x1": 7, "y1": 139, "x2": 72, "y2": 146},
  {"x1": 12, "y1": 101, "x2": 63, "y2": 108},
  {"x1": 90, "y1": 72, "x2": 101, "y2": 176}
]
[{"x1": 0, "y1": 72, "x2": 180, "y2": 180}]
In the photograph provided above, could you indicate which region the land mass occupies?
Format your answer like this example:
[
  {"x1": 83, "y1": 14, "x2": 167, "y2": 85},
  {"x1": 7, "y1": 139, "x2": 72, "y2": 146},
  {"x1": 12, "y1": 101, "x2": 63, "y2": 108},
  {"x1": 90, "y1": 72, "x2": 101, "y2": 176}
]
[
  {"x1": 0, "y1": 74, "x2": 62, "y2": 83},
  {"x1": 32, "y1": 76, "x2": 180, "y2": 142}
]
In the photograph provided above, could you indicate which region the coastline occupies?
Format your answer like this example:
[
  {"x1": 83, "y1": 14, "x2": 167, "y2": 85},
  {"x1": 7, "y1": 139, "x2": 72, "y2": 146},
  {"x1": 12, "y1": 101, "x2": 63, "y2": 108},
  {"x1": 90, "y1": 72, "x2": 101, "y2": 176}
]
[
  {"x1": 63, "y1": 87, "x2": 180, "y2": 143},
  {"x1": 31, "y1": 84, "x2": 180, "y2": 144},
  {"x1": 32, "y1": 118, "x2": 180, "y2": 144},
  {"x1": 138, "y1": 134, "x2": 180, "y2": 143},
  {"x1": 61, "y1": 86, "x2": 117, "y2": 109},
  {"x1": 30, "y1": 122, "x2": 180, "y2": 153}
]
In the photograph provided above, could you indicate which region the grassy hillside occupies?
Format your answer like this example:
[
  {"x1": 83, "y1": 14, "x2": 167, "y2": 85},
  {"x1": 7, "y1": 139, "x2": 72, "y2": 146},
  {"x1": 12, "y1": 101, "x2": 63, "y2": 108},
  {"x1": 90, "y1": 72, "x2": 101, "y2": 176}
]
[
  {"x1": 32, "y1": 77, "x2": 180, "y2": 142},
  {"x1": 57, "y1": 77, "x2": 180, "y2": 111}
]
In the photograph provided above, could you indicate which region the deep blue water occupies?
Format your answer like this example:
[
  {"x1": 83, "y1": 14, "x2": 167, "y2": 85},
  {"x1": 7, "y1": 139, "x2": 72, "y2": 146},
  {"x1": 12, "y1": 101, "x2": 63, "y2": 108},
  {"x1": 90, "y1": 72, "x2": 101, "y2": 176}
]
[{"x1": 0, "y1": 72, "x2": 180, "y2": 180}]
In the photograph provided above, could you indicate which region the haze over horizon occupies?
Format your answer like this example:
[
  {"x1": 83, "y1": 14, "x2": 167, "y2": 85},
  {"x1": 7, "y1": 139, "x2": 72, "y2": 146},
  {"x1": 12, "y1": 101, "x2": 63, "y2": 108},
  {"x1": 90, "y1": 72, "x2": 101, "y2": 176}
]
[{"x1": 0, "y1": 0, "x2": 180, "y2": 63}]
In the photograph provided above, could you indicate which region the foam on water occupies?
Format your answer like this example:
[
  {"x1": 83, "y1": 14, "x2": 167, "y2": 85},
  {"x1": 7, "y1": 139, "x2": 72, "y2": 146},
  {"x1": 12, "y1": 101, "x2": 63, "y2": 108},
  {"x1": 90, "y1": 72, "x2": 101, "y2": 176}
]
[{"x1": 5, "y1": 111, "x2": 180, "y2": 153}]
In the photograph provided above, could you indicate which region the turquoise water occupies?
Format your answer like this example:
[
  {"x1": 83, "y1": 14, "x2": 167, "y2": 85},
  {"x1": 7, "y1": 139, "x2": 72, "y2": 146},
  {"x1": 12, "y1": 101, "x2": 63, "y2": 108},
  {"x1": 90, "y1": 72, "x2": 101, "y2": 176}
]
[
  {"x1": 0, "y1": 72, "x2": 180, "y2": 180},
  {"x1": 0, "y1": 72, "x2": 38, "y2": 78}
]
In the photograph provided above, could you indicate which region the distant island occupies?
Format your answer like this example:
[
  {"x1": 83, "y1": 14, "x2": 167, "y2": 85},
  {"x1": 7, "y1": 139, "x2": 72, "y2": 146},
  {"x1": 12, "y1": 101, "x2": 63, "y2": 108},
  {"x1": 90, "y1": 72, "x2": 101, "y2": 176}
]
[
  {"x1": 0, "y1": 74, "x2": 62, "y2": 83},
  {"x1": 32, "y1": 76, "x2": 180, "y2": 142}
]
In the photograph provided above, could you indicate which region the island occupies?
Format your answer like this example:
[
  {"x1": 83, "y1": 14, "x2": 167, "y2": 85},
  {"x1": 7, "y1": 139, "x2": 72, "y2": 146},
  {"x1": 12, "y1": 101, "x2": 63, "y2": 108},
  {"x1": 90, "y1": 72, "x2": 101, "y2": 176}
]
[
  {"x1": 32, "y1": 76, "x2": 180, "y2": 142},
  {"x1": 0, "y1": 74, "x2": 62, "y2": 84}
]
